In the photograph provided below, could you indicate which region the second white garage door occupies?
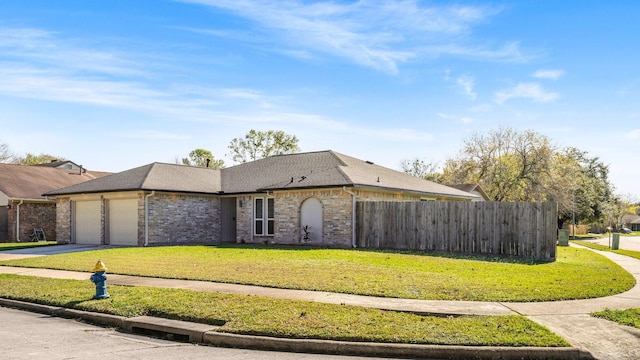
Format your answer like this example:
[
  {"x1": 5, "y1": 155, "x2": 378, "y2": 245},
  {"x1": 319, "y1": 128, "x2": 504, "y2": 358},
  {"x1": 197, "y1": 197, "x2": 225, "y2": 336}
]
[
  {"x1": 108, "y1": 198, "x2": 138, "y2": 246},
  {"x1": 74, "y1": 200, "x2": 101, "y2": 245}
]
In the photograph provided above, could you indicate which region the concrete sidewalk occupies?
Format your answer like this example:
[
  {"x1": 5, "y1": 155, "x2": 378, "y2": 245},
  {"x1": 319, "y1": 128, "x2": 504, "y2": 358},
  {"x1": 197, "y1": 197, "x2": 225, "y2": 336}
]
[{"x1": 1, "y1": 243, "x2": 639, "y2": 359}]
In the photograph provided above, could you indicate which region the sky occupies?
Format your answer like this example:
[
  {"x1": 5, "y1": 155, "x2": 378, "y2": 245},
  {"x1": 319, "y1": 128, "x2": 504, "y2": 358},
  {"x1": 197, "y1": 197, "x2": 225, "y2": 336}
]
[{"x1": 1, "y1": 1, "x2": 638, "y2": 197}]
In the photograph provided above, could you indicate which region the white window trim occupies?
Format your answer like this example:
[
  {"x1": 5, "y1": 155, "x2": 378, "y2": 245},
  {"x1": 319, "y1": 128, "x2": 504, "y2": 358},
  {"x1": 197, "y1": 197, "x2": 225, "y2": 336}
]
[{"x1": 254, "y1": 197, "x2": 274, "y2": 236}]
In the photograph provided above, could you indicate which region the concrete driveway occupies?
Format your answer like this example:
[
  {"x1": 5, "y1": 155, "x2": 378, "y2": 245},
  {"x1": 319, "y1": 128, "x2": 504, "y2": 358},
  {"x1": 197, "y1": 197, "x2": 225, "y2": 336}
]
[{"x1": 0, "y1": 244, "x2": 108, "y2": 261}]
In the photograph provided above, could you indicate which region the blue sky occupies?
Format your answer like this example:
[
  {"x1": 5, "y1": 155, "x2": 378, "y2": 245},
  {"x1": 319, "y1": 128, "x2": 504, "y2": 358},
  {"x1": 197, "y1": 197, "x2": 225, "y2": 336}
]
[{"x1": 1, "y1": 1, "x2": 638, "y2": 197}]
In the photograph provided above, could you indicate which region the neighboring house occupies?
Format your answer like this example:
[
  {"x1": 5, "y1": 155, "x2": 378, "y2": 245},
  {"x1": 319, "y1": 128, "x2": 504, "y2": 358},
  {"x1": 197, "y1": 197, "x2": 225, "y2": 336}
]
[
  {"x1": 45, "y1": 150, "x2": 479, "y2": 248},
  {"x1": 621, "y1": 214, "x2": 640, "y2": 232},
  {"x1": 35, "y1": 160, "x2": 82, "y2": 170},
  {"x1": 0, "y1": 163, "x2": 110, "y2": 242},
  {"x1": 447, "y1": 183, "x2": 491, "y2": 201}
]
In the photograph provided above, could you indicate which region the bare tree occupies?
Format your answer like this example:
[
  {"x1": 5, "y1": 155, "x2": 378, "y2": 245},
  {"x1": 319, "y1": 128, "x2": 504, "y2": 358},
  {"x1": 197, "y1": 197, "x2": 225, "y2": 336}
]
[
  {"x1": 0, "y1": 142, "x2": 16, "y2": 163},
  {"x1": 399, "y1": 158, "x2": 443, "y2": 182},
  {"x1": 443, "y1": 127, "x2": 555, "y2": 201}
]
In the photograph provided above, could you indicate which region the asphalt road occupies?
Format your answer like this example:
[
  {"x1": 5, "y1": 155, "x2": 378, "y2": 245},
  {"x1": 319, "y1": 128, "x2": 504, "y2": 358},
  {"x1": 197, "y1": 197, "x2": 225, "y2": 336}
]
[
  {"x1": 590, "y1": 235, "x2": 640, "y2": 251},
  {"x1": 0, "y1": 306, "x2": 393, "y2": 360}
]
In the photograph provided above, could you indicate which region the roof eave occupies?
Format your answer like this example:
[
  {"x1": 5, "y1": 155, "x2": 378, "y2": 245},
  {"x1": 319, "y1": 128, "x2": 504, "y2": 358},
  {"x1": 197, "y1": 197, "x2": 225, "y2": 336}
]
[
  {"x1": 351, "y1": 184, "x2": 479, "y2": 200},
  {"x1": 257, "y1": 183, "x2": 353, "y2": 192}
]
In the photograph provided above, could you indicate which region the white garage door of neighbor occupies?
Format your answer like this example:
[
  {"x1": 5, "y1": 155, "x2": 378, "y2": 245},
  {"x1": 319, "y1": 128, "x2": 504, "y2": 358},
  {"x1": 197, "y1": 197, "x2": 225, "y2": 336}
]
[
  {"x1": 108, "y1": 198, "x2": 138, "y2": 246},
  {"x1": 74, "y1": 200, "x2": 101, "y2": 245}
]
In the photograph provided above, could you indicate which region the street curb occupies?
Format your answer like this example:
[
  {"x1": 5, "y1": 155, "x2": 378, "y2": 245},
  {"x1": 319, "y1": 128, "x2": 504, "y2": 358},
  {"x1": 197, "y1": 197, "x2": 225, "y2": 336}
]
[
  {"x1": 203, "y1": 332, "x2": 593, "y2": 360},
  {"x1": 0, "y1": 298, "x2": 594, "y2": 360}
]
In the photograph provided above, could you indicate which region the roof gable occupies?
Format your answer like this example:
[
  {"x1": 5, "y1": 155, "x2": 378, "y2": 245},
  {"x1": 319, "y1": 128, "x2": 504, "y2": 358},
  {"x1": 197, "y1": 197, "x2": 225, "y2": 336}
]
[
  {"x1": 35, "y1": 160, "x2": 81, "y2": 169},
  {"x1": 448, "y1": 183, "x2": 491, "y2": 201}
]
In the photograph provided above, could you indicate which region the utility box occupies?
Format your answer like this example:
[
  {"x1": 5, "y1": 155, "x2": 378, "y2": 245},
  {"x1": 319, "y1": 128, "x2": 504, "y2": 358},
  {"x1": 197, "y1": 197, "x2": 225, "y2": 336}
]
[
  {"x1": 612, "y1": 233, "x2": 620, "y2": 250},
  {"x1": 558, "y1": 229, "x2": 569, "y2": 246}
]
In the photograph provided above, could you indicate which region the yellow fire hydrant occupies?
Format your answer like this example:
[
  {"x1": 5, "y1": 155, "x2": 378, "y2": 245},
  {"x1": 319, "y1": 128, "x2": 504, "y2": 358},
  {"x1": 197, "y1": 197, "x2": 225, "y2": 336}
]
[{"x1": 89, "y1": 260, "x2": 110, "y2": 299}]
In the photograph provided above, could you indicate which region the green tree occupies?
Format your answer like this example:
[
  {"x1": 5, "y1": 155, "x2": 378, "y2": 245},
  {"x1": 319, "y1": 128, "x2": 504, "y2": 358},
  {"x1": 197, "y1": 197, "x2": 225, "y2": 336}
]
[
  {"x1": 180, "y1": 148, "x2": 224, "y2": 168},
  {"x1": 436, "y1": 127, "x2": 615, "y2": 228},
  {"x1": 16, "y1": 152, "x2": 65, "y2": 165},
  {"x1": 547, "y1": 148, "x2": 613, "y2": 229},
  {"x1": 227, "y1": 129, "x2": 300, "y2": 163}
]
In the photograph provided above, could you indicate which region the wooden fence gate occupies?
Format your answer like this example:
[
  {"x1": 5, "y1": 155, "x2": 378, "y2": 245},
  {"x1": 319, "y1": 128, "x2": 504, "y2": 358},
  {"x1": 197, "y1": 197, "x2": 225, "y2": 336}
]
[{"x1": 356, "y1": 201, "x2": 557, "y2": 261}]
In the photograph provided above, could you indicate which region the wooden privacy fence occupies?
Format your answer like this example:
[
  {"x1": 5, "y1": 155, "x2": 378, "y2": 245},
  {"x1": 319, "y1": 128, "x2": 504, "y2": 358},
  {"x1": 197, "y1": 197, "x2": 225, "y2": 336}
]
[{"x1": 356, "y1": 201, "x2": 557, "y2": 261}]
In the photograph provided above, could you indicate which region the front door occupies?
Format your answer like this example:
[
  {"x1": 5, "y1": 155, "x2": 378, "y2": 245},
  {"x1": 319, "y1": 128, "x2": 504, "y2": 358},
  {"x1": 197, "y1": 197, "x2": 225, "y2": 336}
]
[
  {"x1": 0, "y1": 206, "x2": 8, "y2": 242},
  {"x1": 221, "y1": 197, "x2": 237, "y2": 243}
]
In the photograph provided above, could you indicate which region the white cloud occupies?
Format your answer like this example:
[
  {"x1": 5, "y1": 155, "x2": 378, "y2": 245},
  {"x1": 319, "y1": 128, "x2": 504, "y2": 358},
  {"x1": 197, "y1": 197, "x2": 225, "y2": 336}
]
[
  {"x1": 423, "y1": 41, "x2": 532, "y2": 63},
  {"x1": 437, "y1": 113, "x2": 474, "y2": 124},
  {"x1": 180, "y1": 0, "x2": 524, "y2": 74},
  {"x1": 532, "y1": 69, "x2": 565, "y2": 80},
  {"x1": 0, "y1": 27, "x2": 142, "y2": 77},
  {"x1": 456, "y1": 75, "x2": 477, "y2": 100},
  {"x1": 495, "y1": 82, "x2": 559, "y2": 104}
]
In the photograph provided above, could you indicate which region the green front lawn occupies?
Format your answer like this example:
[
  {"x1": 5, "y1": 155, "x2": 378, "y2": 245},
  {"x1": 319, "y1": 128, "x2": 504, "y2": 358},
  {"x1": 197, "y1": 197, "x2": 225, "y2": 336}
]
[
  {"x1": 0, "y1": 274, "x2": 569, "y2": 347},
  {"x1": 0, "y1": 245, "x2": 634, "y2": 302},
  {"x1": 592, "y1": 308, "x2": 640, "y2": 329},
  {"x1": 0, "y1": 241, "x2": 57, "y2": 251}
]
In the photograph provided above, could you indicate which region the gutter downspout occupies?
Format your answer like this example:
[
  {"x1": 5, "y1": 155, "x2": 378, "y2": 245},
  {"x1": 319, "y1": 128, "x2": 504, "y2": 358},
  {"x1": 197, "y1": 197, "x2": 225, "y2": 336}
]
[
  {"x1": 144, "y1": 191, "x2": 155, "y2": 247},
  {"x1": 15, "y1": 199, "x2": 24, "y2": 242},
  {"x1": 342, "y1": 186, "x2": 357, "y2": 248}
]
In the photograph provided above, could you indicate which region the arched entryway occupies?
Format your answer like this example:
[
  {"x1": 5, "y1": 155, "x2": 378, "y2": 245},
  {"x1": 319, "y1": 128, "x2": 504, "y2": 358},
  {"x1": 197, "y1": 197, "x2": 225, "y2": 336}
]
[{"x1": 300, "y1": 197, "x2": 322, "y2": 243}]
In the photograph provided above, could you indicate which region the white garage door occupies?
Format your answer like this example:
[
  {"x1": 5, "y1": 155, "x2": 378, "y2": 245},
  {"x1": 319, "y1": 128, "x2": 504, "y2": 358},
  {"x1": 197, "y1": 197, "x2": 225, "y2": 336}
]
[
  {"x1": 108, "y1": 198, "x2": 138, "y2": 246},
  {"x1": 74, "y1": 200, "x2": 101, "y2": 245}
]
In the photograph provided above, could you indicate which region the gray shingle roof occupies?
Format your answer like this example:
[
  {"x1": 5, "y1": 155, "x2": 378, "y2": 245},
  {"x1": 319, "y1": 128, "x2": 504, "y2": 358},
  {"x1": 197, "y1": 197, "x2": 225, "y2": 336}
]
[
  {"x1": 45, "y1": 163, "x2": 221, "y2": 195},
  {"x1": 221, "y1": 150, "x2": 350, "y2": 193},
  {"x1": 0, "y1": 163, "x2": 110, "y2": 200},
  {"x1": 44, "y1": 151, "x2": 478, "y2": 200}
]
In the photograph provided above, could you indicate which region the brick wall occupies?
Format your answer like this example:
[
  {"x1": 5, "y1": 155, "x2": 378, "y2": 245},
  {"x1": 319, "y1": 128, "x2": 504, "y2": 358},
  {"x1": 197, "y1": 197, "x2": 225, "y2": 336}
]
[
  {"x1": 7, "y1": 201, "x2": 56, "y2": 242},
  {"x1": 236, "y1": 195, "x2": 254, "y2": 244},
  {"x1": 146, "y1": 193, "x2": 221, "y2": 245},
  {"x1": 56, "y1": 197, "x2": 72, "y2": 244},
  {"x1": 234, "y1": 187, "x2": 418, "y2": 248}
]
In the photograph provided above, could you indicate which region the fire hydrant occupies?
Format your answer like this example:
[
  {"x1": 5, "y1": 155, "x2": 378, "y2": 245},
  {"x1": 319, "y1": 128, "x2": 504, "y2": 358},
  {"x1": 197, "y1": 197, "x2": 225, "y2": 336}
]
[{"x1": 90, "y1": 260, "x2": 110, "y2": 299}]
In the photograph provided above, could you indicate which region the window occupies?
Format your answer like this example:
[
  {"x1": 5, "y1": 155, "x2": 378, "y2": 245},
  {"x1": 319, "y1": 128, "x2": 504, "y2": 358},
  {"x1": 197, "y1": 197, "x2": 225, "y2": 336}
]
[{"x1": 254, "y1": 197, "x2": 274, "y2": 236}]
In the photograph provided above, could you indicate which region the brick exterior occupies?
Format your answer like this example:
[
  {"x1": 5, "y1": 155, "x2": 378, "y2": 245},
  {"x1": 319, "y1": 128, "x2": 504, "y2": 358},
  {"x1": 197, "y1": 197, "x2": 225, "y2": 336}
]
[
  {"x1": 146, "y1": 192, "x2": 221, "y2": 245},
  {"x1": 56, "y1": 197, "x2": 72, "y2": 244},
  {"x1": 52, "y1": 187, "x2": 425, "y2": 247},
  {"x1": 234, "y1": 187, "x2": 423, "y2": 248},
  {"x1": 7, "y1": 201, "x2": 57, "y2": 242},
  {"x1": 235, "y1": 195, "x2": 254, "y2": 244}
]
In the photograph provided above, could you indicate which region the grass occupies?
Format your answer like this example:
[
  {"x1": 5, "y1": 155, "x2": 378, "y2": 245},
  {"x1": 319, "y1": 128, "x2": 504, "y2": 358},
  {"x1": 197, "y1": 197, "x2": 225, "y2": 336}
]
[
  {"x1": 0, "y1": 241, "x2": 57, "y2": 251},
  {"x1": 572, "y1": 240, "x2": 640, "y2": 261},
  {"x1": 0, "y1": 274, "x2": 569, "y2": 347},
  {"x1": 621, "y1": 231, "x2": 640, "y2": 237},
  {"x1": 592, "y1": 308, "x2": 640, "y2": 329},
  {"x1": 0, "y1": 245, "x2": 634, "y2": 302}
]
